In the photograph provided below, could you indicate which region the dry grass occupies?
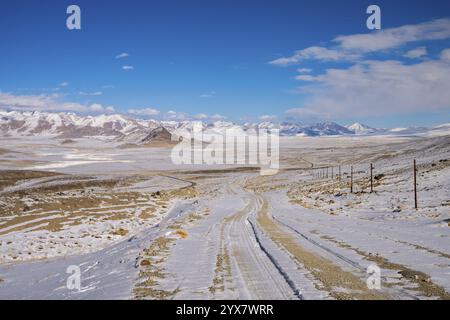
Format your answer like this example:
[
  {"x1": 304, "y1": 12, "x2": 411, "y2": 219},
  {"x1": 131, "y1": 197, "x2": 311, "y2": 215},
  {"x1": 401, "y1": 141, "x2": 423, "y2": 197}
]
[
  {"x1": 174, "y1": 229, "x2": 188, "y2": 239},
  {"x1": 133, "y1": 236, "x2": 178, "y2": 299},
  {"x1": 119, "y1": 141, "x2": 179, "y2": 149},
  {"x1": 0, "y1": 170, "x2": 61, "y2": 191},
  {"x1": 209, "y1": 247, "x2": 232, "y2": 294},
  {"x1": 133, "y1": 200, "x2": 206, "y2": 299},
  {"x1": 111, "y1": 228, "x2": 129, "y2": 236},
  {"x1": 0, "y1": 190, "x2": 161, "y2": 235},
  {"x1": 60, "y1": 139, "x2": 76, "y2": 145}
]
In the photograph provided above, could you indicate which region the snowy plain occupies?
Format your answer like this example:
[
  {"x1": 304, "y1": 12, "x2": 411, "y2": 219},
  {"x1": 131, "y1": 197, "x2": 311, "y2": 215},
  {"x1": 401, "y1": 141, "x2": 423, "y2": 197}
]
[{"x1": 0, "y1": 132, "x2": 449, "y2": 299}]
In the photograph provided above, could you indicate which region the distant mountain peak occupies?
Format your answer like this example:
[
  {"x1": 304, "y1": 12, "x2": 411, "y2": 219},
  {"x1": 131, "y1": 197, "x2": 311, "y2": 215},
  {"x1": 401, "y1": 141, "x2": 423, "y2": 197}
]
[
  {"x1": 346, "y1": 122, "x2": 377, "y2": 135},
  {"x1": 140, "y1": 127, "x2": 172, "y2": 144}
]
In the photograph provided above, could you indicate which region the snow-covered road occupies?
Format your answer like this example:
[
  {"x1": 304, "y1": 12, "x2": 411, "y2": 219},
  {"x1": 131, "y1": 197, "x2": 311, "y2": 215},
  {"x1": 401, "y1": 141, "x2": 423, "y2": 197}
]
[{"x1": 0, "y1": 172, "x2": 449, "y2": 300}]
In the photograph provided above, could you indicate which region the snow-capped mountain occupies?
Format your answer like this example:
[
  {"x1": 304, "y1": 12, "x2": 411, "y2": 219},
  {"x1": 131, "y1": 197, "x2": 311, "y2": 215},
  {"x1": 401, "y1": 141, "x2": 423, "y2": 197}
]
[
  {"x1": 0, "y1": 110, "x2": 151, "y2": 138},
  {"x1": 279, "y1": 122, "x2": 353, "y2": 136},
  {"x1": 1, "y1": 110, "x2": 449, "y2": 139},
  {"x1": 346, "y1": 122, "x2": 378, "y2": 135},
  {"x1": 385, "y1": 123, "x2": 450, "y2": 136}
]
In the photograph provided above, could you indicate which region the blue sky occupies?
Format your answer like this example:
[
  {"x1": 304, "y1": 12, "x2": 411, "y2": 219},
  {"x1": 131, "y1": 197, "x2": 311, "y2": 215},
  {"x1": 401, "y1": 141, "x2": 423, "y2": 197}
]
[{"x1": 0, "y1": 0, "x2": 450, "y2": 127}]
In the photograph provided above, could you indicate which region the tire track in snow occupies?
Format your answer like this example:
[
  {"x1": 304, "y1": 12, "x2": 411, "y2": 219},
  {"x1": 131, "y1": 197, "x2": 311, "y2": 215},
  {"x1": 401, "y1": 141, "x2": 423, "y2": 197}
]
[
  {"x1": 246, "y1": 217, "x2": 303, "y2": 299},
  {"x1": 273, "y1": 215, "x2": 421, "y2": 300},
  {"x1": 253, "y1": 193, "x2": 387, "y2": 300},
  {"x1": 222, "y1": 180, "x2": 300, "y2": 300}
]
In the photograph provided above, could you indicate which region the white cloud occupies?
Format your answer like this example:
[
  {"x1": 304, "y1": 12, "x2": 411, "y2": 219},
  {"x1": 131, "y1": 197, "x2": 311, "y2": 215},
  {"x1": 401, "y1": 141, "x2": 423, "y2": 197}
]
[
  {"x1": 210, "y1": 114, "x2": 226, "y2": 120},
  {"x1": 105, "y1": 106, "x2": 115, "y2": 113},
  {"x1": 295, "y1": 75, "x2": 317, "y2": 81},
  {"x1": 441, "y1": 48, "x2": 450, "y2": 61},
  {"x1": 288, "y1": 51, "x2": 450, "y2": 120},
  {"x1": 0, "y1": 93, "x2": 60, "y2": 110},
  {"x1": 335, "y1": 18, "x2": 450, "y2": 52},
  {"x1": 116, "y1": 53, "x2": 129, "y2": 59},
  {"x1": 200, "y1": 91, "x2": 216, "y2": 98},
  {"x1": 403, "y1": 46, "x2": 427, "y2": 59},
  {"x1": 193, "y1": 113, "x2": 226, "y2": 121},
  {"x1": 194, "y1": 113, "x2": 208, "y2": 119},
  {"x1": 0, "y1": 94, "x2": 227, "y2": 122},
  {"x1": 270, "y1": 18, "x2": 450, "y2": 66},
  {"x1": 58, "y1": 82, "x2": 69, "y2": 87},
  {"x1": 165, "y1": 110, "x2": 189, "y2": 121},
  {"x1": 0, "y1": 92, "x2": 112, "y2": 114},
  {"x1": 0, "y1": 93, "x2": 224, "y2": 121},
  {"x1": 79, "y1": 91, "x2": 103, "y2": 96},
  {"x1": 270, "y1": 46, "x2": 359, "y2": 66},
  {"x1": 89, "y1": 104, "x2": 104, "y2": 112},
  {"x1": 259, "y1": 115, "x2": 277, "y2": 121},
  {"x1": 270, "y1": 18, "x2": 450, "y2": 122},
  {"x1": 128, "y1": 108, "x2": 160, "y2": 116},
  {"x1": 122, "y1": 65, "x2": 134, "y2": 71}
]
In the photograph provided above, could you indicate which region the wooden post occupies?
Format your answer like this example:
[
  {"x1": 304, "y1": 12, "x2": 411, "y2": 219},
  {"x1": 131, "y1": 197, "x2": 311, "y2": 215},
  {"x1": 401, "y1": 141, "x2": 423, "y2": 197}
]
[
  {"x1": 414, "y1": 159, "x2": 418, "y2": 209},
  {"x1": 350, "y1": 166, "x2": 353, "y2": 193},
  {"x1": 326, "y1": 167, "x2": 329, "y2": 179},
  {"x1": 339, "y1": 165, "x2": 341, "y2": 182},
  {"x1": 370, "y1": 163, "x2": 373, "y2": 193},
  {"x1": 331, "y1": 167, "x2": 334, "y2": 180}
]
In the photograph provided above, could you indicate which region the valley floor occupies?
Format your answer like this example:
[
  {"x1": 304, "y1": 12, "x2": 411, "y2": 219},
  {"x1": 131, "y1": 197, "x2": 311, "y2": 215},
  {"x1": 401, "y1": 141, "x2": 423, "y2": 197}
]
[{"x1": 0, "y1": 135, "x2": 449, "y2": 299}]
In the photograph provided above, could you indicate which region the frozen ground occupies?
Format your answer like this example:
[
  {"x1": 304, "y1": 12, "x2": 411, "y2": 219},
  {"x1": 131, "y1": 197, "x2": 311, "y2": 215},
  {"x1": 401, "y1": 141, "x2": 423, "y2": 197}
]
[{"x1": 0, "y1": 134, "x2": 449, "y2": 299}]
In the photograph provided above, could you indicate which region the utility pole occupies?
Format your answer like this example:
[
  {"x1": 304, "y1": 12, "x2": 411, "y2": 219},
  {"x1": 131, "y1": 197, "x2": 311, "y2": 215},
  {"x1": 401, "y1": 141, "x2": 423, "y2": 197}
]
[
  {"x1": 414, "y1": 159, "x2": 418, "y2": 209},
  {"x1": 350, "y1": 166, "x2": 353, "y2": 193},
  {"x1": 370, "y1": 163, "x2": 373, "y2": 193}
]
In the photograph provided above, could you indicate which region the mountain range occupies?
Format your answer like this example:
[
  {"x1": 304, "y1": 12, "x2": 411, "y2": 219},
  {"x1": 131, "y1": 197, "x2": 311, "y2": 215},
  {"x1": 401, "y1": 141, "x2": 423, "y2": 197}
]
[{"x1": 1, "y1": 110, "x2": 449, "y2": 140}]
